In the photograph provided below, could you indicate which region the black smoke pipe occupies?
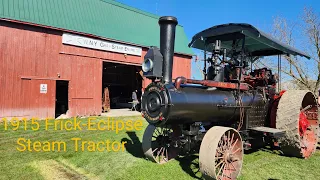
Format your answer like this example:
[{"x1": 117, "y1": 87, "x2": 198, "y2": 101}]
[{"x1": 158, "y1": 16, "x2": 178, "y2": 84}]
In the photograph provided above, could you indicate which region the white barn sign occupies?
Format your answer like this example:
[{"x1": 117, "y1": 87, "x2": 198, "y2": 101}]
[{"x1": 62, "y1": 33, "x2": 142, "y2": 56}]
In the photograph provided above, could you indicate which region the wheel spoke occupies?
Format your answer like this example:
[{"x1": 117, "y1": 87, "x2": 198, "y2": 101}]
[
  {"x1": 223, "y1": 135, "x2": 228, "y2": 147},
  {"x1": 165, "y1": 148, "x2": 168, "y2": 161},
  {"x1": 227, "y1": 131, "x2": 231, "y2": 147},
  {"x1": 155, "y1": 128, "x2": 161, "y2": 136},
  {"x1": 218, "y1": 138, "x2": 223, "y2": 146},
  {"x1": 161, "y1": 127, "x2": 165, "y2": 135},
  {"x1": 217, "y1": 163, "x2": 225, "y2": 178},
  {"x1": 232, "y1": 148, "x2": 241, "y2": 154},
  {"x1": 161, "y1": 146, "x2": 166, "y2": 158},
  {"x1": 230, "y1": 162, "x2": 237, "y2": 171},
  {"x1": 152, "y1": 147, "x2": 158, "y2": 153},
  {"x1": 217, "y1": 146, "x2": 224, "y2": 154},
  {"x1": 229, "y1": 164, "x2": 233, "y2": 179},
  {"x1": 156, "y1": 147, "x2": 163, "y2": 162},
  {"x1": 229, "y1": 133, "x2": 234, "y2": 149},
  {"x1": 230, "y1": 138, "x2": 238, "y2": 151},
  {"x1": 224, "y1": 163, "x2": 232, "y2": 179},
  {"x1": 215, "y1": 160, "x2": 224, "y2": 169},
  {"x1": 221, "y1": 164, "x2": 232, "y2": 179}
]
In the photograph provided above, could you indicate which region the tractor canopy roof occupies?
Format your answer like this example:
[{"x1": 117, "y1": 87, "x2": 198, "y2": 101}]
[{"x1": 188, "y1": 23, "x2": 310, "y2": 59}]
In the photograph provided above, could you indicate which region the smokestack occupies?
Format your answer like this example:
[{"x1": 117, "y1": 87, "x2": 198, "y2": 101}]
[{"x1": 158, "y1": 16, "x2": 178, "y2": 84}]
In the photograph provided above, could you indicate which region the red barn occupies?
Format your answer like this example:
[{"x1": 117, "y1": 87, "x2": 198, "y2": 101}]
[{"x1": 0, "y1": 0, "x2": 193, "y2": 119}]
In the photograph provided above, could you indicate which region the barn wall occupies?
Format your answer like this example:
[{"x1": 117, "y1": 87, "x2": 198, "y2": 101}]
[
  {"x1": 60, "y1": 39, "x2": 192, "y2": 88},
  {"x1": 172, "y1": 54, "x2": 192, "y2": 80},
  {"x1": 0, "y1": 21, "x2": 191, "y2": 119},
  {"x1": 0, "y1": 21, "x2": 62, "y2": 119},
  {"x1": 0, "y1": 21, "x2": 102, "y2": 119}
]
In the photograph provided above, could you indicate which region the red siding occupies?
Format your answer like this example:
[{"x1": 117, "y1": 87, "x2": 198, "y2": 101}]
[
  {"x1": 0, "y1": 21, "x2": 191, "y2": 119},
  {"x1": 172, "y1": 54, "x2": 192, "y2": 80},
  {"x1": 20, "y1": 79, "x2": 56, "y2": 119},
  {"x1": 67, "y1": 55, "x2": 102, "y2": 117}
]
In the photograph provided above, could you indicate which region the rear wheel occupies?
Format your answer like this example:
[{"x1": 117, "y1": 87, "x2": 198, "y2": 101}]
[
  {"x1": 199, "y1": 126, "x2": 243, "y2": 180},
  {"x1": 276, "y1": 90, "x2": 318, "y2": 158}
]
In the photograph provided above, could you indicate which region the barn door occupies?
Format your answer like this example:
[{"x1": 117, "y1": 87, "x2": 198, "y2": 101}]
[
  {"x1": 55, "y1": 80, "x2": 69, "y2": 118},
  {"x1": 21, "y1": 79, "x2": 56, "y2": 119}
]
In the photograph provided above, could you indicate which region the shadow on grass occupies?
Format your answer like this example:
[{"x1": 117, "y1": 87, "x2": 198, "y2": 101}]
[
  {"x1": 121, "y1": 131, "x2": 144, "y2": 158},
  {"x1": 244, "y1": 145, "x2": 282, "y2": 156},
  {"x1": 121, "y1": 131, "x2": 203, "y2": 179},
  {"x1": 260, "y1": 147, "x2": 282, "y2": 156},
  {"x1": 176, "y1": 155, "x2": 202, "y2": 179}
]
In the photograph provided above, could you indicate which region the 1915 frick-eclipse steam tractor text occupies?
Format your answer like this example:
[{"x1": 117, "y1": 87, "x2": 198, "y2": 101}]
[{"x1": 140, "y1": 16, "x2": 319, "y2": 179}]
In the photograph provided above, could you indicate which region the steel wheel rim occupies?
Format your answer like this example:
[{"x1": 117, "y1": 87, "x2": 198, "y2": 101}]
[
  {"x1": 214, "y1": 129, "x2": 243, "y2": 180},
  {"x1": 200, "y1": 127, "x2": 243, "y2": 180}
]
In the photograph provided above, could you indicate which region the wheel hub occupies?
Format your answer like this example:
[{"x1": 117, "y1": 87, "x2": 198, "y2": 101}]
[
  {"x1": 299, "y1": 111, "x2": 317, "y2": 158},
  {"x1": 156, "y1": 135, "x2": 171, "y2": 147},
  {"x1": 223, "y1": 151, "x2": 234, "y2": 163}
]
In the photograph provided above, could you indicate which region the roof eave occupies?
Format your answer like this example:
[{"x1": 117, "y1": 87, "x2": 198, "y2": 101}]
[{"x1": 1, "y1": 18, "x2": 193, "y2": 57}]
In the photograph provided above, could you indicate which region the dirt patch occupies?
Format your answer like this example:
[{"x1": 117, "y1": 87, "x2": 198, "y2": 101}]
[{"x1": 31, "y1": 160, "x2": 87, "y2": 180}]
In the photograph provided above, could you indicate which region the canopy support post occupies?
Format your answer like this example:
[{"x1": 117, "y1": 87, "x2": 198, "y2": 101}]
[
  {"x1": 203, "y1": 39, "x2": 207, "y2": 80},
  {"x1": 238, "y1": 37, "x2": 245, "y2": 83},
  {"x1": 277, "y1": 54, "x2": 281, "y2": 92},
  {"x1": 280, "y1": 55, "x2": 282, "y2": 91},
  {"x1": 250, "y1": 57, "x2": 253, "y2": 73}
]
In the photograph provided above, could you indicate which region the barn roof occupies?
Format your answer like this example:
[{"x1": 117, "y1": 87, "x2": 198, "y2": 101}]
[{"x1": 0, "y1": 0, "x2": 193, "y2": 56}]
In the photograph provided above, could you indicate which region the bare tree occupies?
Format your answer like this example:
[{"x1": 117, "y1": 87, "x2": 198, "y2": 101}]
[
  {"x1": 303, "y1": 7, "x2": 320, "y2": 92},
  {"x1": 257, "y1": 7, "x2": 320, "y2": 93}
]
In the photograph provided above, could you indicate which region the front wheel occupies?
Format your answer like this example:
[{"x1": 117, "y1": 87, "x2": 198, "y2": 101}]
[
  {"x1": 142, "y1": 124, "x2": 181, "y2": 164},
  {"x1": 199, "y1": 126, "x2": 243, "y2": 180}
]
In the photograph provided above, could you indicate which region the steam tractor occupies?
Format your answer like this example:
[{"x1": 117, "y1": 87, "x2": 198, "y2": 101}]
[{"x1": 140, "y1": 16, "x2": 319, "y2": 179}]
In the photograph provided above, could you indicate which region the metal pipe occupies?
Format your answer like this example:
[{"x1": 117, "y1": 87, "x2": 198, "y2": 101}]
[
  {"x1": 174, "y1": 76, "x2": 249, "y2": 90},
  {"x1": 238, "y1": 37, "x2": 246, "y2": 83},
  {"x1": 158, "y1": 16, "x2": 178, "y2": 84},
  {"x1": 204, "y1": 43, "x2": 207, "y2": 80},
  {"x1": 277, "y1": 55, "x2": 280, "y2": 92},
  {"x1": 186, "y1": 79, "x2": 248, "y2": 90},
  {"x1": 174, "y1": 76, "x2": 187, "y2": 90},
  {"x1": 279, "y1": 55, "x2": 281, "y2": 91}
]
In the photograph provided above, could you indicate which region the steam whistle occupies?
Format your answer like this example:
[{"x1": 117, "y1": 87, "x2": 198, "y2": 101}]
[{"x1": 214, "y1": 40, "x2": 221, "y2": 54}]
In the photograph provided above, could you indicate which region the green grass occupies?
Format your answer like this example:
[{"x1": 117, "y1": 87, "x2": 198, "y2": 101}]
[{"x1": 0, "y1": 116, "x2": 320, "y2": 180}]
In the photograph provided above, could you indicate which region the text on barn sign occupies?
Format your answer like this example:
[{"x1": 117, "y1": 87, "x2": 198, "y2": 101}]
[{"x1": 62, "y1": 33, "x2": 142, "y2": 56}]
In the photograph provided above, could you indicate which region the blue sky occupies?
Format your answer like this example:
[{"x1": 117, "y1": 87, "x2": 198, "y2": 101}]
[{"x1": 117, "y1": 0, "x2": 319, "y2": 79}]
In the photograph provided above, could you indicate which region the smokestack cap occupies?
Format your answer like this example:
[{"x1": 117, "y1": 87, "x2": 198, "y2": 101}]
[{"x1": 158, "y1": 16, "x2": 178, "y2": 25}]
